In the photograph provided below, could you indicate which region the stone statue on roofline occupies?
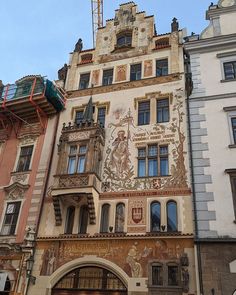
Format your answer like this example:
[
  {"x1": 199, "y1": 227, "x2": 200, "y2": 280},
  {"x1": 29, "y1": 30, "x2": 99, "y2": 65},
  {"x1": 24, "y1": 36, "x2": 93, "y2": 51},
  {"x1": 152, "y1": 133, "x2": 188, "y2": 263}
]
[
  {"x1": 74, "y1": 38, "x2": 83, "y2": 52},
  {"x1": 58, "y1": 64, "x2": 68, "y2": 82}
]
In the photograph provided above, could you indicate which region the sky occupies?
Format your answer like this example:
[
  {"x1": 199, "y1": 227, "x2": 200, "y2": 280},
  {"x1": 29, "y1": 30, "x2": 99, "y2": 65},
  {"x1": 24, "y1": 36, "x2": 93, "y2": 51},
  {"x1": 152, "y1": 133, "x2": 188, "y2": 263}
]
[{"x1": 0, "y1": 0, "x2": 211, "y2": 84}]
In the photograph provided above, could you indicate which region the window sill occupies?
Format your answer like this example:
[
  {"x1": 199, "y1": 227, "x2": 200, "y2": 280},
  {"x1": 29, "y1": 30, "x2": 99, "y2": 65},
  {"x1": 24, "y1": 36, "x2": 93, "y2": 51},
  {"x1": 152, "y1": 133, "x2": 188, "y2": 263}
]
[
  {"x1": 135, "y1": 175, "x2": 171, "y2": 179},
  {"x1": 229, "y1": 144, "x2": 236, "y2": 148},
  {"x1": 11, "y1": 170, "x2": 31, "y2": 175},
  {"x1": 148, "y1": 285, "x2": 182, "y2": 291},
  {"x1": 221, "y1": 78, "x2": 236, "y2": 83}
]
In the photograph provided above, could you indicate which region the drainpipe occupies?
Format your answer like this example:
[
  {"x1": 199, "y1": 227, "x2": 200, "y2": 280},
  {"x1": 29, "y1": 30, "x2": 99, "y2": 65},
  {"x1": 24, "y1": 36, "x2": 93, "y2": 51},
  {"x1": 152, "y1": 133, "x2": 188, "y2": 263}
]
[
  {"x1": 184, "y1": 50, "x2": 204, "y2": 295},
  {"x1": 24, "y1": 112, "x2": 61, "y2": 295}
]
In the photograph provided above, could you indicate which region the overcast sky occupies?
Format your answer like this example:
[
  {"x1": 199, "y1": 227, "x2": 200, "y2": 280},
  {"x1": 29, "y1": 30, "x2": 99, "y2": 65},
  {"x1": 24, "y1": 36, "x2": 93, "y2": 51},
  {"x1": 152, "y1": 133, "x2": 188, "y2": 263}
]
[{"x1": 1, "y1": 0, "x2": 211, "y2": 84}]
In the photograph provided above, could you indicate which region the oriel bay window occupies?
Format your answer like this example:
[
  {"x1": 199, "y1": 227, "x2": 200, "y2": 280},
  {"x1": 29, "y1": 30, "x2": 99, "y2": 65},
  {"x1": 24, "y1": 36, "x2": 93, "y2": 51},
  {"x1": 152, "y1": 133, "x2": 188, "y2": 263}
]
[
  {"x1": 67, "y1": 145, "x2": 87, "y2": 174},
  {"x1": 1, "y1": 202, "x2": 21, "y2": 235},
  {"x1": 137, "y1": 145, "x2": 169, "y2": 177}
]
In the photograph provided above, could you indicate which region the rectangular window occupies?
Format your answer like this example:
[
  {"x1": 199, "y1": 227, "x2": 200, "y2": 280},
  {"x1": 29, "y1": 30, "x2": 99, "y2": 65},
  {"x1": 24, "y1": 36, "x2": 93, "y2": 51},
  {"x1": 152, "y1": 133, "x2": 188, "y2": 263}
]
[
  {"x1": 97, "y1": 107, "x2": 106, "y2": 127},
  {"x1": 102, "y1": 69, "x2": 113, "y2": 86},
  {"x1": 130, "y1": 64, "x2": 142, "y2": 81},
  {"x1": 67, "y1": 145, "x2": 87, "y2": 174},
  {"x1": 1, "y1": 202, "x2": 21, "y2": 236},
  {"x1": 224, "y1": 61, "x2": 236, "y2": 80},
  {"x1": 232, "y1": 118, "x2": 236, "y2": 144},
  {"x1": 152, "y1": 265, "x2": 163, "y2": 286},
  {"x1": 168, "y1": 266, "x2": 179, "y2": 286},
  {"x1": 79, "y1": 73, "x2": 90, "y2": 89},
  {"x1": 137, "y1": 145, "x2": 168, "y2": 177},
  {"x1": 228, "y1": 173, "x2": 236, "y2": 220},
  {"x1": 157, "y1": 98, "x2": 169, "y2": 123},
  {"x1": 16, "y1": 145, "x2": 33, "y2": 172},
  {"x1": 156, "y1": 59, "x2": 168, "y2": 77},
  {"x1": 75, "y1": 110, "x2": 84, "y2": 125},
  {"x1": 138, "y1": 101, "x2": 150, "y2": 125}
]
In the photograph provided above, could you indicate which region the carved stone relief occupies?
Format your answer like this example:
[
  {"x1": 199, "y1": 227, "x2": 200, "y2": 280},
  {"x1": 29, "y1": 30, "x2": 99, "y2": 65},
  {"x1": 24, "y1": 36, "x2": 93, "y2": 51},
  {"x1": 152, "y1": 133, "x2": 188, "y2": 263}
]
[
  {"x1": 128, "y1": 198, "x2": 146, "y2": 225},
  {"x1": 4, "y1": 182, "x2": 29, "y2": 200},
  {"x1": 68, "y1": 131, "x2": 90, "y2": 142}
]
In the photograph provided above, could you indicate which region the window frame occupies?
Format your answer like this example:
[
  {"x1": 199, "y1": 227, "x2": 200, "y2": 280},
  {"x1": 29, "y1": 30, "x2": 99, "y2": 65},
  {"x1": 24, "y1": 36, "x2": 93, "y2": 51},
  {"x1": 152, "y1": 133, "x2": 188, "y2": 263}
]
[
  {"x1": 166, "y1": 200, "x2": 178, "y2": 232},
  {"x1": 167, "y1": 263, "x2": 180, "y2": 287},
  {"x1": 137, "y1": 144, "x2": 169, "y2": 177},
  {"x1": 78, "y1": 205, "x2": 89, "y2": 234},
  {"x1": 130, "y1": 63, "x2": 142, "y2": 81},
  {"x1": 217, "y1": 52, "x2": 236, "y2": 82},
  {"x1": 67, "y1": 144, "x2": 87, "y2": 174},
  {"x1": 223, "y1": 61, "x2": 236, "y2": 81},
  {"x1": 64, "y1": 206, "x2": 75, "y2": 234},
  {"x1": 75, "y1": 109, "x2": 84, "y2": 125},
  {"x1": 224, "y1": 109, "x2": 236, "y2": 147},
  {"x1": 226, "y1": 170, "x2": 236, "y2": 221},
  {"x1": 150, "y1": 201, "x2": 161, "y2": 232},
  {"x1": 97, "y1": 107, "x2": 106, "y2": 127},
  {"x1": 100, "y1": 203, "x2": 110, "y2": 233},
  {"x1": 156, "y1": 59, "x2": 168, "y2": 77},
  {"x1": 116, "y1": 31, "x2": 132, "y2": 48},
  {"x1": 79, "y1": 73, "x2": 90, "y2": 89},
  {"x1": 156, "y1": 98, "x2": 170, "y2": 123},
  {"x1": 115, "y1": 203, "x2": 125, "y2": 233},
  {"x1": 1, "y1": 201, "x2": 21, "y2": 236},
  {"x1": 151, "y1": 263, "x2": 164, "y2": 286},
  {"x1": 102, "y1": 69, "x2": 114, "y2": 86},
  {"x1": 138, "y1": 100, "x2": 150, "y2": 126},
  {"x1": 16, "y1": 145, "x2": 34, "y2": 172}
]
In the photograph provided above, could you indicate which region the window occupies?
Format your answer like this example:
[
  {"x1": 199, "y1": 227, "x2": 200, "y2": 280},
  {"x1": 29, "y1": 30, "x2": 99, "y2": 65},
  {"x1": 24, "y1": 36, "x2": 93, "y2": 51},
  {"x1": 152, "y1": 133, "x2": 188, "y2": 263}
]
[
  {"x1": 156, "y1": 59, "x2": 168, "y2": 77},
  {"x1": 100, "y1": 204, "x2": 110, "y2": 233},
  {"x1": 150, "y1": 202, "x2": 161, "y2": 232},
  {"x1": 130, "y1": 64, "x2": 142, "y2": 81},
  {"x1": 1, "y1": 202, "x2": 21, "y2": 235},
  {"x1": 16, "y1": 145, "x2": 33, "y2": 172},
  {"x1": 157, "y1": 98, "x2": 169, "y2": 123},
  {"x1": 167, "y1": 201, "x2": 178, "y2": 232},
  {"x1": 65, "y1": 206, "x2": 75, "y2": 234},
  {"x1": 116, "y1": 31, "x2": 132, "y2": 48},
  {"x1": 67, "y1": 145, "x2": 87, "y2": 174},
  {"x1": 79, "y1": 73, "x2": 90, "y2": 89},
  {"x1": 223, "y1": 61, "x2": 236, "y2": 80},
  {"x1": 232, "y1": 118, "x2": 236, "y2": 144},
  {"x1": 138, "y1": 101, "x2": 150, "y2": 125},
  {"x1": 102, "y1": 69, "x2": 113, "y2": 86},
  {"x1": 137, "y1": 145, "x2": 168, "y2": 177},
  {"x1": 168, "y1": 265, "x2": 179, "y2": 286},
  {"x1": 78, "y1": 205, "x2": 89, "y2": 234},
  {"x1": 75, "y1": 110, "x2": 84, "y2": 125},
  {"x1": 152, "y1": 265, "x2": 163, "y2": 286},
  {"x1": 226, "y1": 170, "x2": 236, "y2": 220},
  {"x1": 97, "y1": 107, "x2": 106, "y2": 127},
  {"x1": 115, "y1": 203, "x2": 125, "y2": 233}
]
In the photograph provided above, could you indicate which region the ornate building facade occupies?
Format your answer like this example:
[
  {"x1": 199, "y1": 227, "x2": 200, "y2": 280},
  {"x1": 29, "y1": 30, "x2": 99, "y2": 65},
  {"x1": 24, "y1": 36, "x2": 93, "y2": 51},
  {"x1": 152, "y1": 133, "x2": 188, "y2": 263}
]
[
  {"x1": 0, "y1": 76, "x2": 65, "y2": 294},
  {"x1": 29, "y1": 2, "x2": 196, "y2": 295},
  {"x1": 185, "y1": 0, "x2": 236, "y2": 294}
]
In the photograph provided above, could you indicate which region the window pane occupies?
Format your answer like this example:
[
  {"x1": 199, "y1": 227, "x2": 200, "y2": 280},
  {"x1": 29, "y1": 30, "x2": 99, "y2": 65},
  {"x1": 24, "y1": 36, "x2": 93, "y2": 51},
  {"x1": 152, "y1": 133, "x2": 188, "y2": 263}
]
[
  {"x1": 1, "y1": 202, "x2": 20, "y2": 236},
  {"x1": 79, "y1": 73, "x2": 90, "y2": 89},
  {"x1": 148, "y1": 145, "x2": 157, "y2": 156},
  {"x1": 151, "y1": 202, "x2": 161, "y2": 232},
  {"x1": 224, "y1": 62, "x2": 236, "y2": 80},
  {"x1": 17, "y1": 146, "x2": 33, "y2": 172},
  {"x1": 79, "y1": 206, "x2": 89, "y2": 234},
  {"x1": 79, "y1": 146, "x2": 87, "y2": 154},
  {"x1": 70, "y1": 146, "x2": 77, "y2": 154},
  {"x1": 160, "y1": 158, "x2": 168, "y2": 176},
  {"x1": 68, "y1": 157, "x2": 76, "y2": 174},
  {"x1": 156, "y1": 59, "x2": 168, "y2": 77},
  {"x1": 152, "y1": 266, "x2": 163, "y2": 285},
  {"x1": 103, "y1": 69, "x2": 113, "y2": 86},
  {"x1": 115, "y1": 203, "x2": 125, "y2": 233},
  {"x1": 65, "y1": 206, "x2": 75, "y2": 234},
  {"x1": 100, "y1": 204, "x2": 110, "y2": 233},
  {"x1": 75, "y1": 111, "x2": 84, "y2": 124},
  {"x1": 157, "y1": 99, "x2": 169, "y2": 123},
  {"x1": 97, "y1": 107, "x2": 106, "y2": 127},
  {"x1": 78, "y1": 156, "x2": 85, "y2": 173},
  {"x1": 232, "y1": 118, "x2": 236, "y2": 144},
  {"x1": 130, "y1": 64, "x2": 142, "y2": 81},
  {"x1": 168, "y1": 266, "x2": 178, "y2": 286},
  {"x1": 138, "y1": 148, "x2": 146, "y2": 157},
  {"x1": 167, "y1": 201, "x2": 177, "y2": 231},
  {"x1": 138, "y1": 101, "x2": 150, "y2": 125},
  {"x1": 148, "y1": 159, "x2": 157, "y2": 176},
  {"x1": 138, "y1": 159, "x2": 146, "y2": 177}
]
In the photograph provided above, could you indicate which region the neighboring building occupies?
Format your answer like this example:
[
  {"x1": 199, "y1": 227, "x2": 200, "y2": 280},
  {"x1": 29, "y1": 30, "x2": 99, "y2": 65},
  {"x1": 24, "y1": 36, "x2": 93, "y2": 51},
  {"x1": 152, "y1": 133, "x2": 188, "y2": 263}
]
[
  {"x1": 185, "y1": 0, "x2": 236, "y2": 294},
  {"x1": 29, "y1": 2, "x2": 196, "y2": 295},
  {"x1": 0, "y1": 76, "x2": 65, "y2": 294}
]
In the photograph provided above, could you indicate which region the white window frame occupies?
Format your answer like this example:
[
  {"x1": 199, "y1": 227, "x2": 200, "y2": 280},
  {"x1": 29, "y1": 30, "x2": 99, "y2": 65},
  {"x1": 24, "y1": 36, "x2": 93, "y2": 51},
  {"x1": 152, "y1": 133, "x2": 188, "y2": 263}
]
[
  {"x1": 14, "y1": 143, "x2": 36, "y2": 173},
  {"x1": 217, "y1": 51, "x2": 236, "y2": 81},
  {"x1": 224, "y1": 109, "x2": 236, "y2": 146}
]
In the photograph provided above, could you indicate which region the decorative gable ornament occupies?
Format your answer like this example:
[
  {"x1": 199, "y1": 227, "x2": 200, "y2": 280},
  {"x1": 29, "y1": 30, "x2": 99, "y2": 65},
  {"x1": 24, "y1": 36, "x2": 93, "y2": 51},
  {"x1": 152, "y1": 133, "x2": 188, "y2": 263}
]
[
  {"x1": 4, "y1": 182, "x2": 30, "y2": 200},
  {"x1": 219, "y1": 0, "x2": 236, "y2": 7}
]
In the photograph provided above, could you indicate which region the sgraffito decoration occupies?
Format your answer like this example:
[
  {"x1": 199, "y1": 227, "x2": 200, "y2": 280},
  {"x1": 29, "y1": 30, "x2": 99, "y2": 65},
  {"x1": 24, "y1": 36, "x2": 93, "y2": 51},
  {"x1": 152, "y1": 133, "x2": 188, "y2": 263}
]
[{"x1": 102, "y1": 88, "x2": 188, "y2": 192}]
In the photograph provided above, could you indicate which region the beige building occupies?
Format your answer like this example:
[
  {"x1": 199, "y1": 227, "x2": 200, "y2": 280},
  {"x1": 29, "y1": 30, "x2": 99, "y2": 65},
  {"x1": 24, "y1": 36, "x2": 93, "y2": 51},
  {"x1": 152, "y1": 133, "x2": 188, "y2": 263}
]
[{"x1": 29, "y1": 3, "x2": 196, "y2": 295}]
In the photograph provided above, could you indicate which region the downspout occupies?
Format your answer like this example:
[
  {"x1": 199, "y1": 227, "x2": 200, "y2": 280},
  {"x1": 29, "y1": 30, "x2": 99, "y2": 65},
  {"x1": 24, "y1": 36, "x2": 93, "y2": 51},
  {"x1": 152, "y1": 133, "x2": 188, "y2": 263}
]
[
  {"x1": 24, "y1": 111, "x2": 61, "y2": 295},
  {"x1": 184, "y1": 50, "x2": 204, "y2": 295}
]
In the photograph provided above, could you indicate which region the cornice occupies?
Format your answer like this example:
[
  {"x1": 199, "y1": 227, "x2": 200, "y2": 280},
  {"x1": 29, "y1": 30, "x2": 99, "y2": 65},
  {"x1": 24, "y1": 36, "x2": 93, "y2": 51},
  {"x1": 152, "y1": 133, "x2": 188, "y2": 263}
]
[
  {"x1": 206, "y1": 5, "x2": 236, "y2": 20},
  {"x1": 189, "y1": 92, "x2": 236, "y2": 101},
  {"x1": 67, "y1": 73, "x2": 183, "y2": 99},
  {"x1": 184, "y1": 33, "x2": 236, "y2": 54}
]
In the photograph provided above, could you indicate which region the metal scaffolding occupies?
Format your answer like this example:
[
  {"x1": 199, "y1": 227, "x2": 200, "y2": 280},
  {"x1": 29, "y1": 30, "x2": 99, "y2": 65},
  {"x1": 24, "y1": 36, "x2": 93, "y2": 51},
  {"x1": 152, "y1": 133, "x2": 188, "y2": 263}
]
[{"x1": 91, "y1": 0, "x2": 103, "y2": 47}]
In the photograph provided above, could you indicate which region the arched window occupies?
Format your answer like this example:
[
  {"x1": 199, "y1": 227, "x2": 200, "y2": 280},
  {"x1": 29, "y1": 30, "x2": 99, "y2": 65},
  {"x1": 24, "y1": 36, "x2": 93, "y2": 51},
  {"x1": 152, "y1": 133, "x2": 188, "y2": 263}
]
[
  {"x1": 167, "y1": 201, "x2": 178, "y2": 232},
  {"x1": 115, "y1": 203, "x2": 125, "y2": 233},
  {"x1": 65, "y1": 206, "x2": 75, "y2": 234},
  {"x1": 100, "y1": 204, "x2": 110, "y2": 233},
  {"x1": 78, "y1": 205, "x2": 89, "y2": 234},
  {"x1": 150, "y1": 201, "x2": 161, "y2": 232}
]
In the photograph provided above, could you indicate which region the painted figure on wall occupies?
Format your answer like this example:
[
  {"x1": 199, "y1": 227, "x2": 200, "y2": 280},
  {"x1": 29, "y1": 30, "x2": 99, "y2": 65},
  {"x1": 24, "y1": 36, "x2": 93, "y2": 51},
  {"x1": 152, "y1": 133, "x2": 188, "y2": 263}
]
[
  {"x1": 41, "y1": 246, "x2": 56, "y2": 276},
  {"x1": 110, "y1": 130, "x2": 130, "y2": 177},
  {"x1": 126, "y1": 244, "x2": 143, "y2": 278}
]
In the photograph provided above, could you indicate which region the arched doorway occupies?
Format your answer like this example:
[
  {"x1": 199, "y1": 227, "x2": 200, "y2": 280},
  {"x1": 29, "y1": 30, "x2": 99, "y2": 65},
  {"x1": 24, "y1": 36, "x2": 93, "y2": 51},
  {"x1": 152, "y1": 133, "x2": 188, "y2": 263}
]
[
  {"x1": 0, "y1": 275, "x2": 11, "y2": 295},
  {"x1": 52, "y1": 266, "x2": 127, "y2": 295}
]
